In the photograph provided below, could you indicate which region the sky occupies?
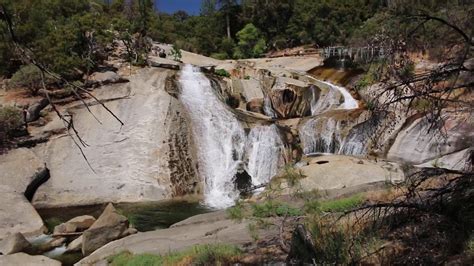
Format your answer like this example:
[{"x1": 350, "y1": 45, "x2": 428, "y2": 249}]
[{"x1": 155, "y1": 0, "x2": 203, "y2": 15}]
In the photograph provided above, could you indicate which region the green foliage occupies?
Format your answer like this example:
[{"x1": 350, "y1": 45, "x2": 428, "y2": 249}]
[
  {"x1": 251, "y1": 200, "x2": 302, "y2": 218},
  {"x1": 10, "y1": 64, "x2": 54, "y2": 95},
  {"x1": 248, "y1": 222, "x2": 259, "y2": 241},
  {"x1": 280, "y1": 164, "x2": 305, "y2": 187},
  {"x1": 215, "y1": 69, "x2": 231, "y2": 78},
  {"x1": 170, "y1": 43, "x2": 182, "y2": 61},
  {"x1": 234, "y1": 23, "x2": 266, "y2": 58},
  {"x1": 0, "y1": 105, "x2": 23, "y2": 140},
  {"x1": 109, "y1": 244, "x2": 241, "y2": 266},
  {"x1": 227, "y1": 201, "x2": 244, "y2": 221},
  {"x1": 44, "y1": 217, "x2": 63, "y2": 233},
  {"x1": 319, "y1": 194, "x2": 365, "y2": 213},
  {"x1": 309, "y1": 219, "x2": 352, "y2": 264}
]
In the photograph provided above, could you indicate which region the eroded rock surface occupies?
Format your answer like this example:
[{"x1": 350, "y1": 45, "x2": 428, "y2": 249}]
[
  {"x1": 32, "y1": 68, "x2": 199, "y2": 208},
  {"x1": 0, "y1": 253, "x2": 61, "y2": 266}
]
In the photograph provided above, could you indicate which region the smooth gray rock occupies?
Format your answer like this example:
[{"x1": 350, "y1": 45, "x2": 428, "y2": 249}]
[
  {"x1": 0, "y1": 253, "x2": 61, "y2": 266},
  {"x1": 81, "y1": 203, "x2": 129, "y2": 256},
  {"x1": 32, "y1": 68, "x2": 200, "y2": 208},
  {"x1": 0, "y1": 185, "x2": 45, "y2": 240},
  {"x1": 0, "y1": 232, "x2": 32, "y2": 255}
]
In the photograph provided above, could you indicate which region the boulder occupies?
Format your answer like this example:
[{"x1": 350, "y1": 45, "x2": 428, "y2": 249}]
[
  {"x1": 148, "y1": 57, "x2": 180, "y2": 70},
  {"x1": 65, "y1": 215, "x2": 96, "y2": 231},
  {"x1": 81, "y1": 203, "x2": 130, "y2": 255},
  {"x1": 271, "y1": 155, "x2": 404, "y2": 196},
  {"x1": 0, "y1": 232, "x2": 32, "y2": 255},
  {"x1": 66, "y1": 236, "x2": 82, "y2": 252},
  {"x1": 53, "y1": 215, "x2": 96, "y2": 235},
  {"x1": 26, "y1": 98, "x2": 49, "y2": 123},
  {"x1": 0, "y1": 253, "x2": 61, "y2": 266},
  {"x1": 0, "y1": 185, "x2": 45, "y2": 240},
  {"x1": 0, "y1": 148, "x2": 45, "y2": 193},
  {"x1": 268, "y1": 77, "x2": 314, "y2": 118},
  {"x1": 87, "y1": 71, "x2": 129, "y2": 87},
  {"x1": 36, "y1": 237, "x2": 66, "y2": 253},
  {"x1": 53, "y1": 223, "x2": 77, "y2": 235}
]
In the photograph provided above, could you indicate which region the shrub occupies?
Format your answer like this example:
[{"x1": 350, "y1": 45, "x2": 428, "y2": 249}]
[
  {"x1": 252, "y1": 200, "x2": 302, "y2": 218},
  {"x1": 215, "y1": 69, "x2": 231, "y2": 78},
  {"x1": 227, "y1": 201, "x2": 245, "y2": 221},
  {"x1": 109, "y1": 244, "x2": 241, "y2": 266},
  {"x1": 170, "y1": 43, "x2": 182, "y2": 61},
  {"x1": 319, "y1": 194, "x2": 365, "y2": 213},
  {"x1": 0, "y1": 106, "x2": 23, "y2": 144},
  {"x1": 10, "y1": 64, "x2": 54, "y2": 95}
]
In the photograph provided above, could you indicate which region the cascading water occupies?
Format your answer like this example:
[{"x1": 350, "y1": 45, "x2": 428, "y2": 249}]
[
  {"x1": 245, "y1": 125, "x2": 284, "y2": 187},
  {"x1": 310, "y1": 86, "x2": 341, "y2": 115},
  {"x1": 300, "y1": 117, "x2": 342, "y2": 154},
  {"x1": 179, "y1": 65, "x2": 284, "y2": 208},
  {"x1": 179, "y1": 64, "x2": 246, "y2": 208}
]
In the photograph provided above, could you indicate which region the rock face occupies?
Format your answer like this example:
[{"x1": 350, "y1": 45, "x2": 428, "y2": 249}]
[
  {"x1": 272, "y1": 155, "x2": 404, "y2": 196},
  {"x1": 0, "y1": 253, "x2": 61, "y2": 266},
  {"x1": 32, "y1": 68, "x2": 200, "y2": 208},
  {"x1": 388, "y1": 112, "x2": 474, "y2": 167},
  {"x1": 0, "y1": 185, "x2": 45, "y2": 240},
  {"x1": 268, "y1": 77, "x2": 314, "y2": 118},
  {"x1": 0, "y1": 148, "x2": 45, "y2": 194},
  {"x1": 0, "y1": 232, "x2": 32, "y2": 255},
  {"x1": 81, "y1": 203, "x2": 131, "y2": 256}
]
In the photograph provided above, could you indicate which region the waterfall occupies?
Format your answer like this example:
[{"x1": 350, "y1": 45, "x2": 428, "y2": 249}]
[
  {"x1": 263, "y1": 96, "x2": 277, "y2": 118},
  {"x1": 316, "y1": 79, "x2": 358, "y2": 109},
  {"x1": 300, "y1": 117, "x2": 341, "y2": 154},
  {"x1": 245, "y1": 125, "x2": 284, "y2": 187},
  {"x1": 178, "y1": 65, "x2": 284, "y2": 208},
  {"x1": 310, "y1": 86, "x2": 340, "y2": 115},
  {"x1": 179, "y1": 64, "x2": 246, "y2": 208}
]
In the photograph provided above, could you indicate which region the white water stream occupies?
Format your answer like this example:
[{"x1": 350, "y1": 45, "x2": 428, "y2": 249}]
[{"x1": 179, "y1": 65, "x2": 283, "y2": 208}]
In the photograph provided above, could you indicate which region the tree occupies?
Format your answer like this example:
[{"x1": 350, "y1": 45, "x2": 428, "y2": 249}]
[
  {"x1": 10, "y1": 64, "x2": 54, "y2": 95},
  {"x1": 218, "y1": 0, "x2": 238, "y2": 39},
  {"x1": 234, "y1": 23, "x2": 266, "y2": 58}
]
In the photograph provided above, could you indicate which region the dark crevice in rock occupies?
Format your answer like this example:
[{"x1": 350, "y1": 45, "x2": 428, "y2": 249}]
[{"x1": 24, "y1": 167, "x2": 50, "y2": 202}]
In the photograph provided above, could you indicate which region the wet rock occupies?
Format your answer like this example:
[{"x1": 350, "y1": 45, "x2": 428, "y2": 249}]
[
  {"x1": 0, "y1": 253, "x2": 61, "y2": 266},
  {"x1": 81, "y1": 203, "x2": 130, "y2": 255},
  {"x1": 36, "y1": 237, "x2": 66, "y2": 253},
  {"x1": 0, "y1": 232, "x2": 32, "y2": 255}
]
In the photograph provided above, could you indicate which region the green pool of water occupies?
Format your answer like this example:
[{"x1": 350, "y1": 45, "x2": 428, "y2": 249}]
[{"x1": 37, "y1": 200, "x2": 213, "y2": 265}]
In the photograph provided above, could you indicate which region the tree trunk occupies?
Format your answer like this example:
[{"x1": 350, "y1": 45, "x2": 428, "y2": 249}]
[{"x1": 226, "y1": 13, "x2": 231, "y2": 39}]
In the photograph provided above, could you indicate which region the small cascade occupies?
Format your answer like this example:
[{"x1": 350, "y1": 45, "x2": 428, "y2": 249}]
[
  {"x1": 263, "y1": 96, "x2": 277, "y2": 118},
  {"x1": 300, "y1": 117, "x2": 342, "y2": 154},
  {"x1": 340, "y1": 131, "x2": 367, "y2": 155},
  {"x1": 310, "y1": 86, "x2": 341, "y2": 115},
  {"x1": 179, "y1": 64, "x2": 246, "y2": 208},
  {"x1": 245, "y1": 125, "x2": 284, "y2": 186}
]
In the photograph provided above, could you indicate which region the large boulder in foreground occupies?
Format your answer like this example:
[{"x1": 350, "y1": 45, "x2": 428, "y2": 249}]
[
  {"x1": 81, "y1": 203, "x2": 131, "y2": 256},
  {"x1": 271, "y1": 155, "x2": 404, "y2": 197},
  {"x1": 0, "y1": 148, "x2": 45, "y2": 193},
  {"x1": 0, "y1": 232, "x2": 32, "y2": 255},
  {"x1": 0, "y1": 253, "x2": 61, "y2": 266},
  {"x1": 32, "y1": 68, "x2": 200, "y2": 208},
  {"x1": 0, "y1": 185, "x2": 45, "y2": 240}
]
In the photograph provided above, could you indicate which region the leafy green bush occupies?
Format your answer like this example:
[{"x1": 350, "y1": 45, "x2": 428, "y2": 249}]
[
  {"x1": 227, "y1": 201, "x2": 244, "y2": 221},
  {"x1": 319, "y1": 194, "x2": 365, "y2": 213},
  {"x1": 215, "y1": 69, "x2": 231, "y2": 78},
  {"x1": 0, "y1": 106, "x2": 23, "y2": 135},
  {"x1": 109, "y1": 244, "x2": 241, "y2": 266},
  {"x1": 210, "y1": 52, "x2": 229, "y2": 60},
  {"x1": 10, "y1": 64, "x2": 54, "y2": 95},
  {"x1": 170, "y1": 43, "x2": 182, "y2": 61},
  {"x1": 252, "y1": 201, "x2": 302, "y2": 218}
]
